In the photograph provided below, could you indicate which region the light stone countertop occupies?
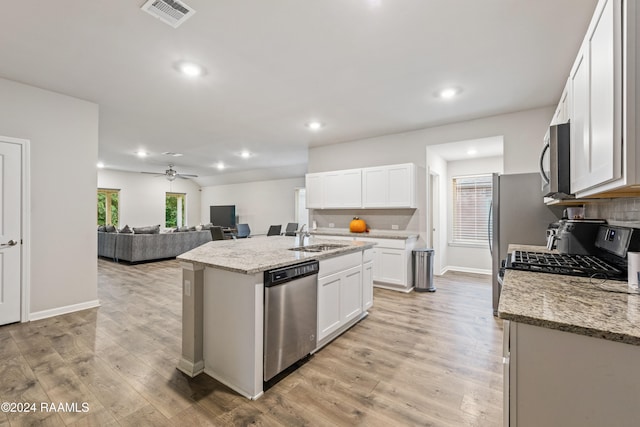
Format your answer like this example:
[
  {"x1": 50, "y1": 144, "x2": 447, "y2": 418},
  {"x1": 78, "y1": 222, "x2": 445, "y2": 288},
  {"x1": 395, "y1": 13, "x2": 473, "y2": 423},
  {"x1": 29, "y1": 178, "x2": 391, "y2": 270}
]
[
  {"x1": 498, "y1": 244, "x2": 640, "y2": 346},
  {"x1": 177, "y1": 235, "x2": 375, "y2": 275},
  {"x1": 311, "y1": 228, "x2": 419, "y2": 240}
]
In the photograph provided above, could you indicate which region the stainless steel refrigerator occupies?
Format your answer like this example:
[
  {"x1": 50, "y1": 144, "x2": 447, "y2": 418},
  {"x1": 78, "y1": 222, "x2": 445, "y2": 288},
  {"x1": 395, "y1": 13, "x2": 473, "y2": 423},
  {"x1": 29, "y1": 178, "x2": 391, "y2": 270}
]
[{"x1": 490, "y1": 173, "x2": 562, "y2": 315}]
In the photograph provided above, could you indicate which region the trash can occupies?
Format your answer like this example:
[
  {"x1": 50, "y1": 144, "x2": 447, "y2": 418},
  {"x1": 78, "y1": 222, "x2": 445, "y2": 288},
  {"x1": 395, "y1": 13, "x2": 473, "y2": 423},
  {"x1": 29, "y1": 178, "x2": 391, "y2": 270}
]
[{"x1": 413, "y1": 248, "x2": 436, "y2": 292}]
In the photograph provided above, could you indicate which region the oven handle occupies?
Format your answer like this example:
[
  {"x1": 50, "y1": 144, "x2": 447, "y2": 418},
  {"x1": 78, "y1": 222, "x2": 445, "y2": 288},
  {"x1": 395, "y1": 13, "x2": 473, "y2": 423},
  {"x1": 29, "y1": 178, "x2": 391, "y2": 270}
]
[{"x1": 539, "y1": 142, "x2": 550, "y2": 184}]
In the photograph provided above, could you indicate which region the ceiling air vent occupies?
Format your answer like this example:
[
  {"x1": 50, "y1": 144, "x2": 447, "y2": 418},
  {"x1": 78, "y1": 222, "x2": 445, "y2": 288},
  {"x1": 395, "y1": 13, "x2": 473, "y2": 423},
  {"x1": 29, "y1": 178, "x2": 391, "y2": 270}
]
[{"x1": 141, "y1": 0, "x2": 196, "y2": 28}]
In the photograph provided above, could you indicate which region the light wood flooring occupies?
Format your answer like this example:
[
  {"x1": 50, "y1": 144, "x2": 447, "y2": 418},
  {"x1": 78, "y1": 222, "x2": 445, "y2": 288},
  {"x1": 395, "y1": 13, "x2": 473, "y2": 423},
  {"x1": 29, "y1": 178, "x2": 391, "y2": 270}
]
[{"x1": 0, "y1": 259, "x2": 504, "y2": 426}]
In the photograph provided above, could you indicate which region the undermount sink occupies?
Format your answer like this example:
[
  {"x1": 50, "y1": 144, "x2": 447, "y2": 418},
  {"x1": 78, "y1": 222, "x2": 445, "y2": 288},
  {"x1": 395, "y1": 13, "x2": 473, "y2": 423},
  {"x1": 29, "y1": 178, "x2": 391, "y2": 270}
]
[{"x1": 288, "y1": 243, "x2": 349, "y2": 253}]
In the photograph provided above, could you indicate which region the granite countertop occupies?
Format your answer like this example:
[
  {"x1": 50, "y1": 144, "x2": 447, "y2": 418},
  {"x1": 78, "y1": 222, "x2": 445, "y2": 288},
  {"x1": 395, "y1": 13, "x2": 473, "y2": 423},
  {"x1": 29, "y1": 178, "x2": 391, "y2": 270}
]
[
  {"x1": 311, "y1": 228, "x2": 419, "y2": 240},
  {"x1": 177, "y1": 235, "x2": 375, "y2": 275},
  {"x1": 498, "y1": 244, "x2": 640, "y2": 346}
]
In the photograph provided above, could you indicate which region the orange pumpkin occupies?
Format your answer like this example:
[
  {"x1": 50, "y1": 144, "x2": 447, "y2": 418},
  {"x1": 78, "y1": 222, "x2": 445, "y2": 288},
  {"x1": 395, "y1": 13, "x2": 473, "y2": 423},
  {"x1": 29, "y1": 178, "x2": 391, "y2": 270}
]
[{"x1": 349, "y1": 217, "x2": 367, "y2": 233}]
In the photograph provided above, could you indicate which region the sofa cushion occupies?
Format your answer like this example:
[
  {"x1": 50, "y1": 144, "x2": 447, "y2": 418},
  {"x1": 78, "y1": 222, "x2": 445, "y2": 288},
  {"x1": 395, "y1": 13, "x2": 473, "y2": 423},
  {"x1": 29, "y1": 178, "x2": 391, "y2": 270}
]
[
  {"x1": 133, "y1": 225, "x2": 160, "y2": 234},
  {"x1": 105, "y1": 225, "x2": 117, "y2": 233},
  {"x1": 97, "y1": 225, "x2": 106, "y2": 232},
  {"x1": 201, "y1": 223, "x2": 214, "y2": 230},
  {"x1": 119, "y1": 224, "x2": 132, "y2": 233}
]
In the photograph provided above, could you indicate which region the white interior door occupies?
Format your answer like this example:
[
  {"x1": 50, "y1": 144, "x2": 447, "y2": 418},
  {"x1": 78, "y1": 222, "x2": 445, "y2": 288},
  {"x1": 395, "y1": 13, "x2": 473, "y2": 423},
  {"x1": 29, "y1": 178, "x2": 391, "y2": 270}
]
[{"x1": 0, "y1": 141, "x2": 22, "y2": 325}]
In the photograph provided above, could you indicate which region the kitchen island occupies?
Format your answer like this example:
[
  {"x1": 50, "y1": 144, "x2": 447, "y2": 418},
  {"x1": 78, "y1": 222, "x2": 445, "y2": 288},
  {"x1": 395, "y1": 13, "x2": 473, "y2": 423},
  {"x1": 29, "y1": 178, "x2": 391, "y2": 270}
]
[
  {"x1": 498, "y1": 244, "x2": 640, "y2": 427},
  {"x1": 176, "y1": 236, "x2": 375, "y2": 400}
]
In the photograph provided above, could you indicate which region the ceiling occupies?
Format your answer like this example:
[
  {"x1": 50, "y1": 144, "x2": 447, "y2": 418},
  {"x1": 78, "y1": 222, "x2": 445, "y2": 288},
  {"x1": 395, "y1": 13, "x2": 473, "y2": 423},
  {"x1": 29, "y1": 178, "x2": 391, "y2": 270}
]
[
  {"x1": 0, "y1": 0, "x2": 597, "y2": 186},
  {"x1": 427, "y1": 136, "x2": 504, "y2": 162}
]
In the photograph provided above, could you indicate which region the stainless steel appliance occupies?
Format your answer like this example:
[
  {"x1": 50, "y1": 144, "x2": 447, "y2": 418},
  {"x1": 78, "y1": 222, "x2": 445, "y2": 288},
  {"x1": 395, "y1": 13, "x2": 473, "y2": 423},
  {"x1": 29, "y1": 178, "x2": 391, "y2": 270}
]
[
  {"x1": 555, "y1": 219, "x2": 606, "y2": 255},
  {"x1": 505, "y1": 225, "x2": 640, "y2": 280},
  {"x1": 491, "y1": 173, "x2": 562, "y2": 314},
  {"x1": 263, "y1": 260, "x2": 319, "y2": 382},
  {"x1": 540, "y1": 122, "x2": 572, "y2": 198}
]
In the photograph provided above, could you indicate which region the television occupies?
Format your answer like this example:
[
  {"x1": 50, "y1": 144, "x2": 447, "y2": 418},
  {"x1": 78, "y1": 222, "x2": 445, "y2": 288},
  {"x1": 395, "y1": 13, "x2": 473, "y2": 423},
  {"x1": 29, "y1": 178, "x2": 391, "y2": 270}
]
[{"x1": 210, "y1": 205, "x2": 236, "y2": 229}]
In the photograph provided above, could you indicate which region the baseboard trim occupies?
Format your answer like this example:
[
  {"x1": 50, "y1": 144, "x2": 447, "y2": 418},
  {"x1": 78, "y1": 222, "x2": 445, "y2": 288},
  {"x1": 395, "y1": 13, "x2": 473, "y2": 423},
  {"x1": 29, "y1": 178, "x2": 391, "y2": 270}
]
[
  {"x1": 442, "y1": 266, "x2": 492, "y2": 276},
  {"x1": 29, "y1": 299, "x2": 101, "y2": 321},
  {"x1": 177, "y1": 358, "x2": 205, "y2": 377}
]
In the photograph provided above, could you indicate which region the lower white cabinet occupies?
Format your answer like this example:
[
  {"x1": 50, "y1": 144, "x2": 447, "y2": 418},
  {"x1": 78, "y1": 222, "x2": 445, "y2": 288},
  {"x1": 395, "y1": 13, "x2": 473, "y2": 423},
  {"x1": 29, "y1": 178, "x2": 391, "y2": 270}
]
[
  {"x1": 317, "y1": 252, "x2": 363, "y2": 344},
  {"x1": 362, "y1": 249, "x2": 373, "y2": 310},
  {"x1": 505, "y1": 320, "x2": 640, "y2": 426}
]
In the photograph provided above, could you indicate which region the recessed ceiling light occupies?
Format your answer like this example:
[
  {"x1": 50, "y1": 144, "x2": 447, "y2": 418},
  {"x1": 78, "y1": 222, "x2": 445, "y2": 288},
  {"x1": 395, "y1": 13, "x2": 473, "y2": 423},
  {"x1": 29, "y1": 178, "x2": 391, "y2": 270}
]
[
  {"x1": 240, "y1": 150, "x2": 251, "y2": 159},
  {"x1": 97, "y1": 162, "x2": 105, "y2": 168},
  {"x1": 216, "y1": 161, "x2": 225, "y2": 170},
  {"x1": 438, "y1": 87, "x2": 460, "y2": 99},
  {"x1": 136, "y1": 150, "x2": 148, "y2": 157},
  {"x1": 306, "y1": 121, "x2": 324, "y2": 131},
  {"x1": 177, "y1": 61, "x2": 204, "y2": 77},
  {"x1": 467, "y1": 148, "x2": 478, "y2": 155}
]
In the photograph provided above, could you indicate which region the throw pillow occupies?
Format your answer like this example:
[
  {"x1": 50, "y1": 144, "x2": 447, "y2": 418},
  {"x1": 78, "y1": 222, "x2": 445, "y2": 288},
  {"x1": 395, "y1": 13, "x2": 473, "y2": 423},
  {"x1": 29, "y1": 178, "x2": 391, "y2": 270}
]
[
  {"x1": 201, "y1": 223, "x2": 213, "y2": 230},
  {"x1": 133, "y1": 225, "x2": 161, "y2": 234},
  {"x1": 189, "y1": 226, "x2": 196, "y2": 231},
  {"x1": 97, "y1": 225, "x2": 106, "y2": 232},
  {"x1": 119, "y1": 224, "x2": 132, "y2": 234},
  {"x1": 179, "y1": 226, "x2": 189, "y2": 232},
  {"x1": 105, "y1": 225, "x2": 117, "y2": 233}
]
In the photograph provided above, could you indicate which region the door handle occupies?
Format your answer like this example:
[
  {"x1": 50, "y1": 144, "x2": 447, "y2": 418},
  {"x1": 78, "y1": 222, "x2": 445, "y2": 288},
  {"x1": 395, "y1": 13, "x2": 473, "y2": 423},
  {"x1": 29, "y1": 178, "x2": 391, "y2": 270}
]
[{"x1": 0, "y1": 240, "x2": 18, "y2": 248}]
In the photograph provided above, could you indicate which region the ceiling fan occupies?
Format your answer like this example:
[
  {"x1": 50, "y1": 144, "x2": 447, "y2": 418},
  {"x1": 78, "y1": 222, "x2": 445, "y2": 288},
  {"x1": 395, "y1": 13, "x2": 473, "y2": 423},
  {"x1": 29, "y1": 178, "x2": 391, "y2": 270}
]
[{"x1": 141, "y1": 164, "x2": 198, "y2": 181}]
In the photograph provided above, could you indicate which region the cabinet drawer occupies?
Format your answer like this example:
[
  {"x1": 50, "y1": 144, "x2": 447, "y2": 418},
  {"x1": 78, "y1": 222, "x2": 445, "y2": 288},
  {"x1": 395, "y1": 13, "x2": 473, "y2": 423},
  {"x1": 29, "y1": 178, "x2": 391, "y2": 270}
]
[{"x1": 319, "y1": 252, "x2": 361, "y2": 278}]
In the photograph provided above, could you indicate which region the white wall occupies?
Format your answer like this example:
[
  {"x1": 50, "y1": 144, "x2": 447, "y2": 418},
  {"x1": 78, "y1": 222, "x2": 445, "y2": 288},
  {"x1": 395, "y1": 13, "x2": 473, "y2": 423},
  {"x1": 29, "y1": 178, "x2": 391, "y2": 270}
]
[
  {"x1": 426, "y1": 150, "x2": 448, "y2": 275},
  {"x1": 445, "y1": 156, "x2": 503, "y2": 274},
  {"x1": 98, "y1": 169, "x2": 202, "y2": 228},
  {"x1": 0, "y1": 77, "x2": 99, "y2": 316},
  {"x1": 200, "y1": 177, "x2": 304, "y2": 235}
]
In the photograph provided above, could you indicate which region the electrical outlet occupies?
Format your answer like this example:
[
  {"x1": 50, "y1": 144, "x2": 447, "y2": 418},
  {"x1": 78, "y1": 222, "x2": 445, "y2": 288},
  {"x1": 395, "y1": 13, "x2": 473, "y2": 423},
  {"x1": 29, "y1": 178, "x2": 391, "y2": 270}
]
[
  {"x1": 392, "y1": 225, "x2": 399, "y2": 230},
  {"x1": 329, "y1": 223, "x2": 335, "y2": 228}
]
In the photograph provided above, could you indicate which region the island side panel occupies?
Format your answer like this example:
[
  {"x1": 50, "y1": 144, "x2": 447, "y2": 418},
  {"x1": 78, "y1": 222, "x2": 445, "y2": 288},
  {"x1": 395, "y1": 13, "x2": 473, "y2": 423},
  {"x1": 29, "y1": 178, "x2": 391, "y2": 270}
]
[
  {"x1": 178, "y1": 262, "x2": 205, "y2": 377},
  {"x1": 203, "y1": 267, "x2": 264, "y2": 400}
]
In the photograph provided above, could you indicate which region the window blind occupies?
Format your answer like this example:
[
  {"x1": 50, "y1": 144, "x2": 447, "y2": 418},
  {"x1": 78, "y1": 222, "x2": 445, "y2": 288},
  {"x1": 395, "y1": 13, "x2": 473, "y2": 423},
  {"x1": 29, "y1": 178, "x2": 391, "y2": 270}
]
[{"x1": 452, "y1": 175, "x2": 493, "y2": 244}]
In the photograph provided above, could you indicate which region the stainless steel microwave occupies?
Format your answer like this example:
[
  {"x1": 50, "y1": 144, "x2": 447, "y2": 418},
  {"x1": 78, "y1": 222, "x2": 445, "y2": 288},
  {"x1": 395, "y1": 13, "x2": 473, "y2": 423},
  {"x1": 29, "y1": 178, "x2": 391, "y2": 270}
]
[{"x1": 540, "y1": 122, "x2": 572, "y2": 198}]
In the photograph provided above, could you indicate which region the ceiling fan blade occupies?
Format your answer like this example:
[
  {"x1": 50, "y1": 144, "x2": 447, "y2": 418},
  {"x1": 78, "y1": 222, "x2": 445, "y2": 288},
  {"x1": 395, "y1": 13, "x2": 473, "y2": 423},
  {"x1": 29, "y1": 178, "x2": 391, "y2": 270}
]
[
  {"x1": 177, "y1": 174, "x2": 198, "y2": 178},
  {"x1": 140, "y1": 171, "x2": 165, "y2": 176}
]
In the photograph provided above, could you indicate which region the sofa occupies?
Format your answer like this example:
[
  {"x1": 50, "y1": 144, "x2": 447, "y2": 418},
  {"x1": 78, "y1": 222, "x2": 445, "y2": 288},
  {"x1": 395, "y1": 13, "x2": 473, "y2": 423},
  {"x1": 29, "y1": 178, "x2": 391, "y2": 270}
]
[{"x1": 97, "y1": 230, "x2": 212, "y2": 263}]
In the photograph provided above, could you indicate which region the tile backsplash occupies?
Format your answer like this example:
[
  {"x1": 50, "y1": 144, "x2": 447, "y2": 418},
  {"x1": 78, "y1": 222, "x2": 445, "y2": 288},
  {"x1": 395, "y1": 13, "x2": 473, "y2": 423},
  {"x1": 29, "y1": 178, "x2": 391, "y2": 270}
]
[
  {"x1": 310, "y1": 208, "x2": 419, "y2": 231},
  {"x1": 585, "y1": 198, "x2": 640, "y2": 226}
]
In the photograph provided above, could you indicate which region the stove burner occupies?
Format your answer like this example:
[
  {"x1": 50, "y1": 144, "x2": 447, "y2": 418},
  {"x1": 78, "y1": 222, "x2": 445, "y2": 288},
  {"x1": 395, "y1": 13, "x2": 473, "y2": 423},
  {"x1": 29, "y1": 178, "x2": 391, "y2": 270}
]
[{"x1": 506, "y1": 251, "x2": 623, "y2": 278}]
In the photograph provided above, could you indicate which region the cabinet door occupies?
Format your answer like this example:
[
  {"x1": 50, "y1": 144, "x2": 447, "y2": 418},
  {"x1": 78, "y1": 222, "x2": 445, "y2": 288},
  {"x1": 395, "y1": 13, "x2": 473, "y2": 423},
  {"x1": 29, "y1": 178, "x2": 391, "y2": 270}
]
[
  {"x1": 377, "y1": 248, "x2": 405, "y2": 285},
  {"x1": 362, "y1": 167, "x2": 387, "y2": 207},
  {"x1": 570, "y1": 46, "x2": 591, "y2": 193},
  {"x1": 305, "y1": 174, "x2": 323, "y2": 209},
  {"x1": 340, "y1": 266, "x2": 362, "y2": 323},
  {"x1": 387, "y1": 164, "x2": 415, "y2": 207},
  {"x1": 362, "y1": 261, "x2": 373, "y2": 310},
  {"x1": 324, "y1": 169, "x2": 362, "y2": 208},
  {"x1": 318, "y1": 272, "x2": 341, "y2": 340},
  {"x1": 588, "y1": 0, "x2": 621, "y2": 187},
  {"x1": 571, "y1": 0, "x2": 622, "y2": 194}
]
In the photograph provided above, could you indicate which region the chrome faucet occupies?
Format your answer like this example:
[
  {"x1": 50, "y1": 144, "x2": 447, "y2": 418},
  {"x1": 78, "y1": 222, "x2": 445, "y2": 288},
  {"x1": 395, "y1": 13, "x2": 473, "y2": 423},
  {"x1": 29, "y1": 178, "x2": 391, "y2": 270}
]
[{"x1": 295, "y1": 224, "x2": 311, "y2": 246}]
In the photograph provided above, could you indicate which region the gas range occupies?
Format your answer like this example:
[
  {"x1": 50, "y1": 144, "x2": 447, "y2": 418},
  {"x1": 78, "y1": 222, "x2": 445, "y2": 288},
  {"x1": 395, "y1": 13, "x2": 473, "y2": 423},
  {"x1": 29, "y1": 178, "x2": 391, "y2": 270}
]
[
  {"x1": 503, "y1": 225, "x2": 640, "y2": 280},
  {"x1": 505, "y1": 250, "x2": 623, "y2": 279}
]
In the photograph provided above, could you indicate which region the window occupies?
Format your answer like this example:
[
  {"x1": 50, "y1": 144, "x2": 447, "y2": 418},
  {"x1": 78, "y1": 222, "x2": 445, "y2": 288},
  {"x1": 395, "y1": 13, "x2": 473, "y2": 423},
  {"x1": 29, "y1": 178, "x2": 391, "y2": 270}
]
[
  {"x1": 166, "y1": 193, "x2": 186, "y2": 228},
  {"x1": 451, "y1": 174, "x2": 492, "y2": 245},
  {"x1": 97, "y1": 189, "x2": 119, "y2": 226}
]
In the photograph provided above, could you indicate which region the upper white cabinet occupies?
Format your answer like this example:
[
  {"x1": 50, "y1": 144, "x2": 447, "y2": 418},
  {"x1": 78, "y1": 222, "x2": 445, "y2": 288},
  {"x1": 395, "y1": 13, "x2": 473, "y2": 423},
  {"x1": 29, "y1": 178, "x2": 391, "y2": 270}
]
[
  {"x1": 570, "y1": 0, "x2": 622, "y2": 195},
  {"x1": 305, "y1": 163, "x2": 417, "y2": 209},
  {"x1": 305, "y1": 169, "x2": 362, "y2": 209},
  {"x1": 363, "y1": 163, "x2": 416, "y2": 208},
  {"x1": 551, "y1": 78, "x2": 571, "y2": 126}
]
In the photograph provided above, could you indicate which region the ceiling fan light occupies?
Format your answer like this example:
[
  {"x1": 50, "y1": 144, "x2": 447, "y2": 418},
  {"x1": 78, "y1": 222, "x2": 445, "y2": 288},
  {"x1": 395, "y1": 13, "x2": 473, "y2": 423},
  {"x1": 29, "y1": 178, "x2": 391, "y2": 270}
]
[{"x1": 166, "y1": 174, "x2": 177, "y2": 181}]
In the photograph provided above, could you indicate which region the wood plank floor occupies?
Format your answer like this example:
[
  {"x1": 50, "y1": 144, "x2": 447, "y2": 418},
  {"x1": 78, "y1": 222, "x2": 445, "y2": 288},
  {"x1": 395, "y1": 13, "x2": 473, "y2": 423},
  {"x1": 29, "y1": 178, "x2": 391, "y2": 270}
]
[{"x1": 0, "y1": 259, "x2": 504, "y2": 426}]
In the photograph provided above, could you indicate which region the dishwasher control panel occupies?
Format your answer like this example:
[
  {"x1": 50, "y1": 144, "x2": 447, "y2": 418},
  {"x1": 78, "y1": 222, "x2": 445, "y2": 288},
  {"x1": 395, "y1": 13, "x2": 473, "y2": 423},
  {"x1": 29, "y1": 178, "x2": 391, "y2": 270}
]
[{"x1": 264, "y1": 260, "x2": 319, "y2": 287}]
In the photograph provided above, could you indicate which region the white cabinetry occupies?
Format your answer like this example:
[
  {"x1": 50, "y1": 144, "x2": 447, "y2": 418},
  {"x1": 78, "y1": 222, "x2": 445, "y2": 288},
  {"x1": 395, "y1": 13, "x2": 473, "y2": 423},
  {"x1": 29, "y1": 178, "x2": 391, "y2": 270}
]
[
  {"x1": 570, "y1": 0, "x2": 622, "y2": 195},
  {"x1": 317, "y1": 252, "x2": 363, "y2": 345},
  {"x1": 362, "y1": 163, "x2": 416, "y2": 208},
  {"x1": 323, "y1": 169, "x2": 362, "y2": 208},
  {"x1": 305, "y1": 163, "x2": 416, "y2": 209},
  {"x1": 505, "y1": 321, "x2": 640, "y2": 426},
  {"x1": 551, "y1": 79, "x2": 571, "y2": 126},
  {"x1": 362, "y1": 249, "x2": 373, "y2": 310},
  {"x1": 305, "y1": 169, "x2": 362, "y2": 209}
]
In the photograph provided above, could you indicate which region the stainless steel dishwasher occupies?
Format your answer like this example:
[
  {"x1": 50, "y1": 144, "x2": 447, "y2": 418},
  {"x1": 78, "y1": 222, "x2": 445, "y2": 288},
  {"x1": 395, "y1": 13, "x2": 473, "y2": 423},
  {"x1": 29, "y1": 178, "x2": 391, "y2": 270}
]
[{"x1": 263, "y1": 260, "x2": 319, "y2": 382}]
